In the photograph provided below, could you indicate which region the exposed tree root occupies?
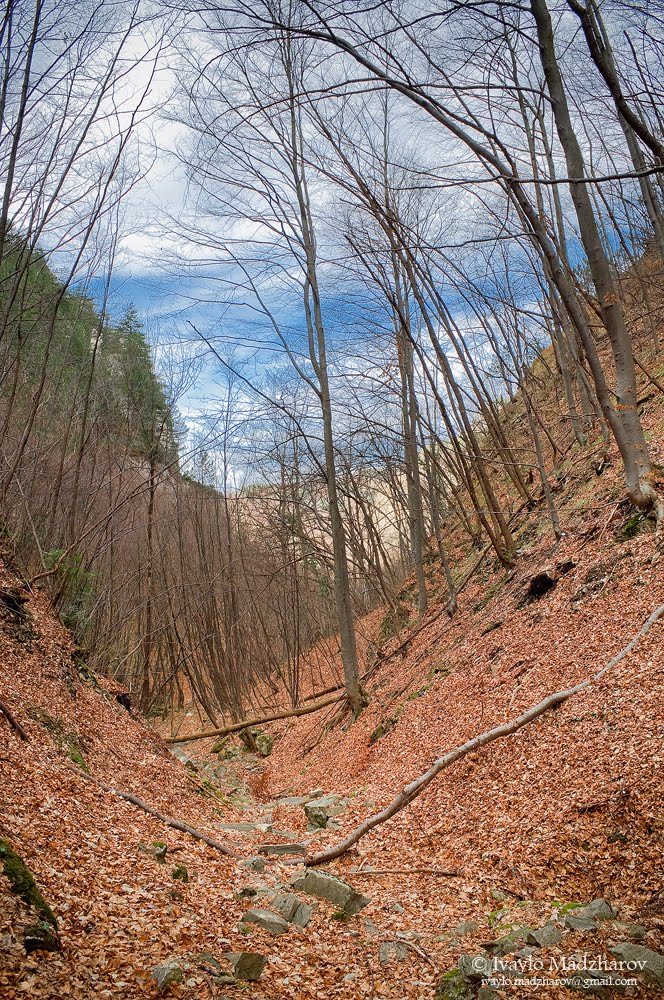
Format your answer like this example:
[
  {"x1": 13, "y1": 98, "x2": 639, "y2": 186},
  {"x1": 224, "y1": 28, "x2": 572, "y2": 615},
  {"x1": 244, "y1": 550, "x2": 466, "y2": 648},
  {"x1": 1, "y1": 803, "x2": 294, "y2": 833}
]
[
  {"x1": 305, "y1": 603, "x2": 664, "y2": 867},
  {"x1": 166, "y1": 691, "x2": 345, "y2": 745},
  {"x1": 63, "y1": 763, "x2": 239, "y2": 857}
]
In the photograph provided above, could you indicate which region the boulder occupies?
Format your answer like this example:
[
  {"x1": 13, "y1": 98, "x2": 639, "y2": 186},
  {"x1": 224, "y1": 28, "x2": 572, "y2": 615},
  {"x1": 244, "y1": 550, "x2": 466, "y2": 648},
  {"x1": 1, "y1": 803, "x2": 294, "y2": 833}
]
[
  {"x1": 304, "y1": 795, "x2": 344, "y2": 831},
  {"x1": 291, "y1": 869, "x2": 370, "y2": 916},
  {"x1": 270, "y1": 891, "x2": 313, "y2": 928},
  {"x1": 224, "y1": 951, "x2": 266, "y2": 981},
  {"x1": 611, "y1": 921, "x2": 647, "y2": 941},
  {"x1": 241, "y1": 907, "x2": 289, "y2": 935},
  {"x1": 610, "y1": 944, "x2": 664, "y2": 987},
  {"x1": 151, "y1": 959, "x2": 184, "y2": 992}
]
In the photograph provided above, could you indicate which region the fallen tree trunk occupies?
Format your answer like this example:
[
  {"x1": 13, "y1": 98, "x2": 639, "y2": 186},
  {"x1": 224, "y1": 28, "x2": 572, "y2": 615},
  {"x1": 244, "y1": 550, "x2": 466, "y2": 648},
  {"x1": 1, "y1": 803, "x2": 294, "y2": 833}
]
[
  {"x1": 166, "y1": 690, "x2": 345, "y2": 745},
  {"x1": 63, "y1": 764, "x2": 239, "y2": 857},
  {"x1": 305, "y1": 603, "x2": 664, "y2": 867}
]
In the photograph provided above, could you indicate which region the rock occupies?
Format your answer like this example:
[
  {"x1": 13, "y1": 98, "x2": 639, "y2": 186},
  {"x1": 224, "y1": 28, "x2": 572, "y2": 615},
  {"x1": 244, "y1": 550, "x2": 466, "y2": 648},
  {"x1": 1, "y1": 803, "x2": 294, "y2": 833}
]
[
  {"x1": 241, "y1": 907, "x2": 289, "y2": 935},
  {"x1": 477, "y1": 988, "x2": 499, "y2": 1000},
  {"x1": 138, "y1": 841, "x2": 168, "y2": 864},
  {"x1": 235, "y1": 884, "x2": 269, "y2": 900},
  {"x1": 0, "y1": 838, "x2": 58, "y2": 929},
  {"x1": 151, "y1": 959, "x2": 184, "y2": 992},
  {"x1": 291, "y1": 869, "x2": 371, "y2": 916},
  {"x1": 581, "y1": 899, "x2": 617, "y2": 921},
  {"x1": 195, "y1": 951, "x2": 223, "y2": 973},
  {"x1": 564, "y1": 898, "x2": 617, "y2": 931},
  {"x1": 526, "y1": 922, "x2": 563, "y2": 948},
  {"x1": 270, "y1": 891, "x2": 313, "y2": 928},
  {"x1": 224, "y1": 951, "x2": 266, "y2": 981},
  {"x1": 482, "y1": 927, "x2": 528, "y2": 956},
  {"x1": 24, "y1": 922, "x2": 60, "y2": 954},
  {"x1": 611, "y1": 921, "x2": 647, "y2": 941},
  {"x1": 451, "y1": 920, "x2": 479, "y2": 937},
  {"x1": 304, "y1": 795, "x2": 344, "y2": 831},
  {"x1": 567, "y1": 968, "x2": 628, "y2": 996},
  {"x1": 219, "y1": 821, "x2": 273, "y2": 834},
  {"x1": 257, "y1": 843, "x2": 306, "y2": 856},
  {"x1": 609, "y1": 943, "x2": 664, "y2": 987},
  {"x1": 379, "y1": 941, "x2": 409, "y2": 965},
  {"x1": 363, "y1": 918, "x2": 382, "y2": 937},
  {"x1": 240, "y1": 856, "x2": 266, "y2": 872},
  {"x1": 435, "y1": 968, "x2": 475, "y2": 1000},
  {"x1": 457, "y1": 953, "x2": 493, "y2": 981},
  {"x1": 387, "y1": 901, "x2": 405, "y2": 914},
  {"x1": 254, "y1": 733, "x2": 273, "y2": 757}
]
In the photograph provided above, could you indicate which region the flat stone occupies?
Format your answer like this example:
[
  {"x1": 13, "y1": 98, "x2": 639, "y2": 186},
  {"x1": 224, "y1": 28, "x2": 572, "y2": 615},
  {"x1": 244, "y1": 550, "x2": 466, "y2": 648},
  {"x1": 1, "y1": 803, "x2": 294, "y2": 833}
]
[
  {"x1": 379, "y1": 941, "x2": 409, "y2": 965},
  {"x1": 241, "y1": 907, "x2": 289, "y2": 935},
  {"x1": 257, "y1": 842, "x2": 306, "y2": 856},
  {"x1": 224, "y1": 951, "x2": 266, "y2": 981},
  {"x1": 291, "y1": 869, "x2": 371, "y2": 916},
  {"x1": 527, "y1": 922, "x2": 563, "y2": 948},
  {"x1": 610, "y1": 943, "x2": 664, "y2": 986},
  {"x1": 564, "y1": 913, "x2": 600, "y2": 931},
  {"x1": 151, "y1": 959, "x2": 184, "y2": 992}
]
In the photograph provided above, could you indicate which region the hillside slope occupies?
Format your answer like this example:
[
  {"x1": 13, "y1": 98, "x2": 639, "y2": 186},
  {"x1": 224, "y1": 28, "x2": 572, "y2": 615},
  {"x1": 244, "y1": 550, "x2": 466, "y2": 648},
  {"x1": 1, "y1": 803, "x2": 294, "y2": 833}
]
[{"x1": 1, "y1": 403, "x2": 663, "y2": 998}]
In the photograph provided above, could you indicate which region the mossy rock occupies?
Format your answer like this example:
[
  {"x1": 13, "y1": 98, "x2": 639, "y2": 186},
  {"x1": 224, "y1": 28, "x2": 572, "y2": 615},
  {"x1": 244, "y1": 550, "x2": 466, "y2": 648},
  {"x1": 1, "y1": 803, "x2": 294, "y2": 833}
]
[
  {"x1": 0, "y1": 839, "x2": 57, "y2": 927},
  {"x1": 435, "y1": 968, "x2": 474, "y2": 1000}
]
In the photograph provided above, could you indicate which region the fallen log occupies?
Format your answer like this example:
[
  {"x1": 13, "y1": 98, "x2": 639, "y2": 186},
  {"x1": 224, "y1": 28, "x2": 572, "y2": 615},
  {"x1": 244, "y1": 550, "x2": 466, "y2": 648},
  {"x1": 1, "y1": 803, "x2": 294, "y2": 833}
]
[
  {"x1": 63, "y1": 763, "x2": 238, "y2": 857},
  {"x1": 166, "y1": 690, "x2": 345, "y2": 745},
  {"x1": 0, "y1": 697, "x2": 29, "y2": 740},
  {"x1": 305, "y1": 603, "x2": 664, "y2": 867}
]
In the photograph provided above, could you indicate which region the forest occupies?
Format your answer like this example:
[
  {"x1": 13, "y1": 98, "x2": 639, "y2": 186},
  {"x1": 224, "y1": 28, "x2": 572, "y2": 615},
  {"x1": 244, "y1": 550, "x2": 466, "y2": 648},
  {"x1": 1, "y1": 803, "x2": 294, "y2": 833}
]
[{"x1": 0, "y1": 1, "x2": 663, "y2": 998}]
